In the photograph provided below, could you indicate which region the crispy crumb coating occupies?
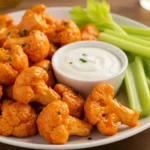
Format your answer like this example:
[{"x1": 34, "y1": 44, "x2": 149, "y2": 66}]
[
  {"x1": 4, "y1": 30, "x2": 49, "y2": 62},
  {"x1": 0, "y1": 100, "x2": 37, "y2": 137},
  {"x1": 54, "y1": 84, "x2": 85, "y2": 119},
  {"x1": 13, "y1": 66, "x2": 60, "y2": 105},
  {"x1": 80, "y1": 24, "x2": 99, "y2": 40},
  {"x1": 37, "y1": 100, "x2": 92, "y2": 144},
  {"x1": 84, "y1": 84, "x2": 139, "y2": 136},
  {"x1": 0, "y1": 45, "x2": 29, "y2": 85},
  {"x1": 33, "y1": 60, "x2": 55, "y2": 88}
]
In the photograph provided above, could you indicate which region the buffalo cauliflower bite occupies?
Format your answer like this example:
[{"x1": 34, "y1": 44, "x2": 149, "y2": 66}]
[
  {"x1": 37, "y1": 100, "x2": 92, "y2": 144},
  {"x1": 33, "y1": 59, "x2": 55, "y2": 88},
  {"x1": 80, "y1": 24, "x2": 99, "y2": 40},
  {"x1": 57, "y1": 20, "x2": 81, "y2": 45},
  {"x1": 0, "y1": 14, "x2": 14, "y2": 28},
  {"x1": 84, "y1": 84, "x2": 139, "y2": 136},
  {"x1": 18, "y1": 4, "x2": 48, "y2": 34},
  {"x1": 13, "y1": 66, "x2": 60, "y2": 105},
  {"x1": 4, "y1": 30, "x2": 50, "y2": 62},
  {"x1": 0, "y1": 26, "x2": 20, "y2": 46},
  {"x1": 0, "y1": 45, "x2": 29, "y2": 85},
  {"x1": 54, "y1": 84, "x2": 85, "y2": 119},
  {"x1": 0, "y1": 100, "x2": 37, "y2": 137},
  {"x1": 48, "y1": 43, "x2": 57, "y2": 60}
]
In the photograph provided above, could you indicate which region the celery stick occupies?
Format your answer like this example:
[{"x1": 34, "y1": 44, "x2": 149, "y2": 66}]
[
  {"x1": 131, "y1": 35, "x2": 150, "y2": 41},
  {"x1": 125, "y1": 56, "x2": 150, "y2": 117},
  {"x1": 104, "y1": 29, "x2": 150, "y2": 47},
  {"x1": 120, "y1": 25, "x2": 150, "y2": 37},
  {"x1": 99, "y1": 33, "x2": 150, "y2": 58},
  {"x1": 146, "y1": 77, "x2": 150, "y2": 88}
]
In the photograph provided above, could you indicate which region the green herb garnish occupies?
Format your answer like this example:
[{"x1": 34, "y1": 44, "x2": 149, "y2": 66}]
[
  {"x1": 8, "y1": 57, "x2": 12, "y2": 61},
  {"x1": 7, "y1": 32, "x2": 11, "y2": 36},
  {"x1": 32, "y1": 30, "x2": 35, "y2": 33},
  {"x1": 44, "y1": 67, "x2": 51, "y2": 71},
  {"x1": 23, "y1": 29, "x2": 27, "y2": 36},
  {"x1": 88, "y1": 137, "x2": 92, "y2": 140},
  {"x1": 64, "y1": 21, "x2": 68, "y2": 25},
  {"x1": 82, "y1": 53, "x2": 87, "y2": 56},
  {"x1": 79, "y1": 58, "x2": 87, "y2": 63},
  {"x1": 69, "y1": 62, "x2": 73, "y2": 64}
]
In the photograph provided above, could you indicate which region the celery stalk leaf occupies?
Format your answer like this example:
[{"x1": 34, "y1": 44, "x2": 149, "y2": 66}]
[{"x1": 70, "y1": 0, "x2": 126, "y2": 34}]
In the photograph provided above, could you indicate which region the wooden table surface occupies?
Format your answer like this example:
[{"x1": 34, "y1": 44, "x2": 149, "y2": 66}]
[{"x1": 0, "y1": 0, "x2": 150, "y2": 150}]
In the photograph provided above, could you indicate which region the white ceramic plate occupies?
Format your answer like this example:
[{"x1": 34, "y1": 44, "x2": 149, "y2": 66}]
[{"x1": 0, "y1": 7, "x2": 149, "y2": 150}]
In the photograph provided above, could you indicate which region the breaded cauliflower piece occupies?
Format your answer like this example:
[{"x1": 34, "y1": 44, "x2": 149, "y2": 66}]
[
  {"x1": 0, "y1": 100, "x2": 37, "y2": 137},
  {"x1": 84, "y1": 84, "x2": 139, "y2": 136},
  {"x1": 54, "y1": 84, "x2": 85, "y2": 119},
  {"x1": 13, "y1": 66, "x2": 60, "y2": 105},
  {"x1": 57, "y1": 20, "x2": 81, "y2": 45},
  {"x1": 0, "y1": 45, "x2": 29, "y2": 85},
  {"x1": 37, "y1": 100, "x2": 92, "y2": 144},
  {"x1": 0, "y1": 14, "x2": 14, "y2": 28},
  {"x1": 18, "y1": 4, "x2": 48, "y2": 34},
  {"x1": 33, "y1": 60, "x2": 55, "y2": 88},
  {"x1": 4, "y1": 30, "x2": 49, "y2": 62},
  {"x1": 48, "y1": 43, "x2": 57, "y2": 60},
  {"x1": 0, "y1": 26, "x2": 20, "y2": 47},
  {"x1": 80, "y1": 24, "x2": 99, "y2": 40}
]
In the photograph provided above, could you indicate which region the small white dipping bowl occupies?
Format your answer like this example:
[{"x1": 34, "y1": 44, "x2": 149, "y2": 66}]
[{"x1": 52, "y1": 41, "x2": 128, "y2": 98}]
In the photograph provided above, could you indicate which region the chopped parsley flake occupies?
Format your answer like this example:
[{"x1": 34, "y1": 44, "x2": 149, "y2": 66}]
[
  {"x1": 88, "y1": 137, "x2": 92, "y2": 140},
  {"x1": 23, "y1": 29, "x2": 27, "y2": 36},
  {"x1": 8, "y1": 57, "x2": 12, "y2": 61},
  {"x1": 82, "y1": 53, "x2": 87, "y2": 56},
  {"x1": 32, "y1": 30, "x2": 35, "y2": 33},
  {"x1": 41, "y1": 33, "x2": 43, "y2": 36},
  {"x1": 44, "y1": 67, "x2": 51, "y2": 71},
  {"x1": 79, "y1": 58, "x2": 87, "y2": 63},
  {"x1": 22, "y1": 44, "x2": 25, "y2": 48},
  {"x1": 58, "y1": 111, "x2": 61, "y2": 115},
  {"x1": 64, "y1": 21, "x2": 68, "y2": 25},
  {"x1": 69, "y1": 62, "x2": 73, "y2": 64},
  {"x1": 7, "y1": 32, "x2": 11, "y2": 36}
]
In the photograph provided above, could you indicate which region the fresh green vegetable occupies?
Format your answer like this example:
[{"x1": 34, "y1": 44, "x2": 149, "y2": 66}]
[
  {"x1": 70, "y1": 0, "x2": 126, "y2": 34},
  {"x1": 104, "y1": 29, "x2": 150, "y2": 47},
  {"x1": 131, "y1": 35, "x2": 150, "y2": 41},
  {"x1": 120, "y1": 25, "x2": 150, "y2": 37},
  {"x1": 124, "y1": 56, "x2": 150, "y2": 117},
  {"x1": 99, "y1": 32, "x2": 150, "y2": 58}
]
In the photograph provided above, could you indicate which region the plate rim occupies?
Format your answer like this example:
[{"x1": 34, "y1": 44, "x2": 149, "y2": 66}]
[{"x1": 0, "y1": 6, "x2": 149, "y2": 150}]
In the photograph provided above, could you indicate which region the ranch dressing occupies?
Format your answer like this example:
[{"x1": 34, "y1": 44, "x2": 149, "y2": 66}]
[{"x1": 57, "y1": 47, "x2": 122, "y2": 81}]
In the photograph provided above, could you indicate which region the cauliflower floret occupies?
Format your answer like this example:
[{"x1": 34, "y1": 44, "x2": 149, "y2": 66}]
[
  {"x1": 48, "y1": 43, "x2": 57, "y2": 60},
  {"x1": 13, "y1": 66, "x2": 60, "y2": 105},
  {"x1": 0, "y1": 45, "x2": 29, "y2": 85},
  {"x1": 37, "y1": 100, "x2": 92, "y2": 144},
  {"x1": 80, "y1": 24, "x2": 99, "y2": 40},
  {"x1": 0, "y1": 100, "x2": 37, "y2": 137},
  {"x1": 57, "y1": 20, "x2": 81, "y2": 45},
  {"x1": 4, "y1": 30, "x2": 50, "y2": 62},
  {"x1": 84, "y1": 84, "x2": 139, "y2": 136},
  {"x1": 0, "y1": 14, "x2": 14, "y2": 28},
  {"x1": 0, "y1": 26, "x2": 20, "y2": 46},
  {"x1": 18, "y1": 4, "x2": 48, "y2": 34},
  {"x1": 54, "y1": 84, "x2": 85, "y2": 119},
  {"x1": 33, "y1": 59, "x2": 55, "y2": 88}
]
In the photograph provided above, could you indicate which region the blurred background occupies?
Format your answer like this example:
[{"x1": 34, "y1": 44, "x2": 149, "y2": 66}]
[{"x1": 0, "y1": 0, "x2": 149, "y2": 26}]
